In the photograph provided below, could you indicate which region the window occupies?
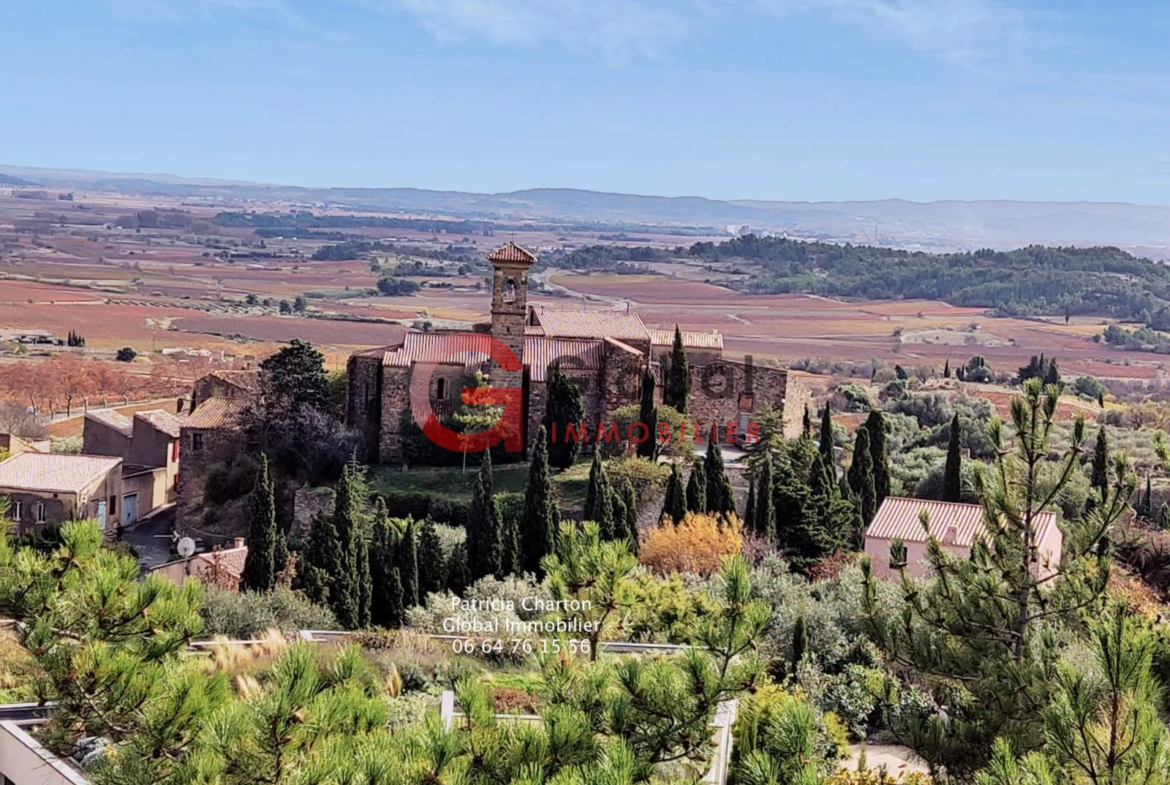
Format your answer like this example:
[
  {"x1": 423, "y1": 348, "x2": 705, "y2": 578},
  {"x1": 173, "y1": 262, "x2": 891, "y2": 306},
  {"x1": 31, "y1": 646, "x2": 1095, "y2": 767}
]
[
  {"x1": 11, "y1": 500, "x2": 21, "y2": 521},
  {"x1": 192, "y1": 432, "x2": 205, "y2": 452},
  {"x1": 109, "y1": 495, "x2": 117, "y2": 516},
  {"x1": 502, "y1": 278, "x2": 517, "y2": 303},
  {"x1": 35, "y1": 502, "x2": 46, "y2": 523}
]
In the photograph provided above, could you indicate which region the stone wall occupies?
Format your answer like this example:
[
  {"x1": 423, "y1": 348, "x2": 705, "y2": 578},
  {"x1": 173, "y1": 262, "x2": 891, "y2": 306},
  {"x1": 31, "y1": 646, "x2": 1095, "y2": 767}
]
[
  {"x1": 346, "y1": 354, "x2": 383, "y2": 461},
  {"x1": 83, "y1": 418, "x2": 131, "y2": 459},
  {"x1": 782, "y1": 376, "x2": 813, "y2": 439},
  {"x1": 686, "y1": 359, "x2": 789, "y2": 436},
  {"x1": 378, "y1": 367, "x2": 412, "y2": 464}
]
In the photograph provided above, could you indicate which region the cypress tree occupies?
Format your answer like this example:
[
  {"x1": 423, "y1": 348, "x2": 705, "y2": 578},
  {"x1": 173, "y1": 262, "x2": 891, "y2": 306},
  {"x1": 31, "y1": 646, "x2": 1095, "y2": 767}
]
[
  {"x1": 496, "y1": 496, "x2": 520, "y2": 577},
  {"x1": 241, "y1": 454, "x2": 277, "y2": 593},
  {"x1": 743, "y1": 479, "x2": 757, "y2": 534},
  {"x1": 273, "y1": 526, "x2": 289, "y2": 582},
  {"x1": 446, "y1": 542, "x2": 470, "y2": 594},
  {"x1": 1136, "y1": 475, "x2": 1153, "y2": 520},
  {"x1": 371, "y1": 506, "x2": 404, "y2": 628},
  {"x1": 819, "y1": 402, "x2": 835, "y2": 466},
  {"x1": 467, "y1": 450, "x2": 501, "y2": 581},
  {"x1": 847, "y1": 426, "x2": 877, "y2": 526},
  {"x1": 662, "y1": 463, "x2": 686, "y2": 524},
  {"x1": 1091, "y1": 428, "x2": 1110, "y2": 498},
  {"x1": 1158, "y1": 503, "x2": 1170, "y2": 532},
  {"x1": 543, "y1": 364, "x2": 586, "y2": 470},
  {"x1": 865, "y1": 409, "x2": 891, "y2": 505},
  {"x1": 686, "y1": 460, "x2": 707, "y2": 513},
  {"x1": 664, "y1": 325, "x2": 691, "y2": 413},
  {"x1": 583, "y1": 452, "x2": 614, "y2": 538},
  {"x1": 801, "y1": 403, "x2": 812, "y2": 440},
  {"x1": 356, "y1": 522, "x2": 372, "y2": 628},
  {"x1": 621, "y1": 480, "x2": 638, "y2": 552},
  {"x1": 416, "y1": 519, "x2": 446, "y2": 598},
  {"x1": 298, "y1": 511, "x2": 333, "y2": 606},
  {"x1": 792, "y1": 614, "x2": 808, "y2": 667},
  {"x1": 788, "y1": 452, "x2": 852, "y2": 572},
  {"x1": 756, "y1": 455, "x2": 776, "y2": 541},
  {"x1": 944, "y1": 414, "x2": 963, "y2": 502},
  {"x1": 944, "y1": 358, "x2": 951, "y2": 378},
  {"x1": 704, "y1": 425, "x2": 735, "y2": 515},
  {"x1": 396, "y1": 520, "x2": 419, "y2": 608},
  {"x1": 328, "y1": 458, "x2": 364, "y2": 630},
  {"x1": 520, "y1": 426, "x2": 558, "y2": 577},
  {"x1": 609, "y1": 492, "x2": 628, "y2": 542},
  {"x1": 636, "y1": 368, "x2": 658, "y2": 460}
]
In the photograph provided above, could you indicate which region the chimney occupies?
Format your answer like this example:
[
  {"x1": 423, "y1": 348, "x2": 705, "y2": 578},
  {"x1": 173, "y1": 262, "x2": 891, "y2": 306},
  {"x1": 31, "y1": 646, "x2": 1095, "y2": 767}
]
[
  {"x1": 234, "y1": 537, "x2": 246, "y2": 550},
  {"x1": 176, "y1": 397, "x2": 185, "y2": 414}
]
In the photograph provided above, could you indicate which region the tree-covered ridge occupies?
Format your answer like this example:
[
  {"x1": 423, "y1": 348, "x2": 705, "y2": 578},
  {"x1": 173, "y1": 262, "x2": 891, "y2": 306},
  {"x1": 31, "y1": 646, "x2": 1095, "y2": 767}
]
[{"x1": 548, "y1": 236, "x2": 1170, "y2": 326}]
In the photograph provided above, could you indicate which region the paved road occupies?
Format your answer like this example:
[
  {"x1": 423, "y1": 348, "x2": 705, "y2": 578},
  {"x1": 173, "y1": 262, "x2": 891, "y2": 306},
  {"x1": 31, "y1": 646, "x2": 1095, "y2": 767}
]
[
  {"x1": 119, "y1": 507, "x2": 176, "y2": 572},
  {"x1": 843, "y1": 745, "x2": 929, "y2": 776}
]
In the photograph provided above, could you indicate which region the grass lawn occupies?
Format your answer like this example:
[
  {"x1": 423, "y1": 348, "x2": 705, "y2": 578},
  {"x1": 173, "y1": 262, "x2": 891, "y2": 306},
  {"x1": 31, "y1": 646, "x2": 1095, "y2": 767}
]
[{"x1": 369, "y1": 459, "x2": 592, "y2": 510}]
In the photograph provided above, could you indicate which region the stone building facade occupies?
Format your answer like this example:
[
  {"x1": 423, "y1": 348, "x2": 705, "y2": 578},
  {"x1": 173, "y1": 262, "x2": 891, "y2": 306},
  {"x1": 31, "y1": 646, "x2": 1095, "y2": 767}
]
[{"x1": 347, "y1": 242, "x2": 806, "y2": 464}]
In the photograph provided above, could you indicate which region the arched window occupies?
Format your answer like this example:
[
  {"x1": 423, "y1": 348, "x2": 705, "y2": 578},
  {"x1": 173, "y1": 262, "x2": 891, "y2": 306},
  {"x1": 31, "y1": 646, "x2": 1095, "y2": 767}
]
[
  {"x1": 503, "y1": 278, "x2": 517, "y2": 303},
  {"x1": 436, "y1": 378, "x2": 448, "y2": 400}
]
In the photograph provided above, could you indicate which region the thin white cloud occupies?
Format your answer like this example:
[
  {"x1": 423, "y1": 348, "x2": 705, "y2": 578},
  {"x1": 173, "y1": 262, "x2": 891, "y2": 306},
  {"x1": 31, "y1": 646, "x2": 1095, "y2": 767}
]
[{"x1": 373, "y1": 0, "x2": 1032, "y2": 62}]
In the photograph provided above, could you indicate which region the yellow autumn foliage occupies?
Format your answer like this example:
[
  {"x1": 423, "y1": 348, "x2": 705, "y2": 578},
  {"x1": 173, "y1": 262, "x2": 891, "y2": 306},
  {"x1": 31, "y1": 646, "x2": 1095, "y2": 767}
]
[{"x1": 640, "y1": 512, "x2": 744, "y2": 575}]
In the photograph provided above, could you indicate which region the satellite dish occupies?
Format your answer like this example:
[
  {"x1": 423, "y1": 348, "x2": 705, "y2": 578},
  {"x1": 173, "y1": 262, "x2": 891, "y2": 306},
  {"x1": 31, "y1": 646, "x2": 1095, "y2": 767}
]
[{"x1": 177, "y1": 538, "x2": 196, "y2": 558}]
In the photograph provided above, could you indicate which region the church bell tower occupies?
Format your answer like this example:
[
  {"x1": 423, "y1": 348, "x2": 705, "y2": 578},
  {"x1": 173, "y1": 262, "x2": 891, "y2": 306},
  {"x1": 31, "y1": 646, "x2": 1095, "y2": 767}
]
[{"x1": 487, "y1": 241, "x2": 536, "y2": 392}]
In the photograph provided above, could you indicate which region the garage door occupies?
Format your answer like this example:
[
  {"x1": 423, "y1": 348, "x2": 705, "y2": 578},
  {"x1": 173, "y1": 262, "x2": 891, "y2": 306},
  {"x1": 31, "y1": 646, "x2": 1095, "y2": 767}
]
[{"x1": 122, "y1": 493, "x2": 139, "y2": 527}]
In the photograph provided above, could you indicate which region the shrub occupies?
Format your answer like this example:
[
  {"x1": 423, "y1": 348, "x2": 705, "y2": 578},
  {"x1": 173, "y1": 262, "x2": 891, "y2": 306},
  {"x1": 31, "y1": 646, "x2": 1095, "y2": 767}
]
[
  {"x1": 640, "y1": 512, "x2": 744, "y2": 576},
  {"x1": 732, "y1": 684, "x2": 847, "y2": 780},
  {"x1": 622, "y1": 568, "x2": 722, "y2": 643},
  {"x1": 199, "y1": 586, "x2": 339, "y2": 638},
  {"x1": 382, "y1": 492, "x2": 470, "y2": 529},
  {"x1": 607, "y1": 456, "x2": 671, "y2": 500},
  {"x1": 834, "y1": 382, "x2": 876, "y2": 412},
  {"x1": 1074, "y1": 374, "x2": 1108, "y2": 400}
]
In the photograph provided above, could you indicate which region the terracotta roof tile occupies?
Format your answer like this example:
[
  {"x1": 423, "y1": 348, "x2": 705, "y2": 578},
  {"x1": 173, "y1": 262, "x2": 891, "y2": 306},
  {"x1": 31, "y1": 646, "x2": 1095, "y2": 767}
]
[
  {"x1": 647, "y1": 328, "x2": 724, "y2": 350},
  {"x1": 865, "y1": 497, "x2": 1058, "y2": 548},
  {"x1": 383, "y1": 332, "x2": 605, "y2": 384},
  {"x1": 205, "y1": 369, "x2": 259, "y2": 393},
  {"x1": 532, "y1": 309, "x2": 650, "y2": 341},
  {"x1": 0, "y1": 453, "x2": 122, "y2": 494},
  {"x1": 85, "y1": 409, "x2": 133, "y2": 436},
  {"x1": 487, "y1": 242, "x2": 538, "y2": 264},
  {"x1": 135, "y1": 410, "x2": 183, "y2": 438},
  {"x1": 526, "y1": 338, "x2": 604, "y2": 382},
  {"x1": 184, "y1": 398, "x2": 247, "y2": 430}
]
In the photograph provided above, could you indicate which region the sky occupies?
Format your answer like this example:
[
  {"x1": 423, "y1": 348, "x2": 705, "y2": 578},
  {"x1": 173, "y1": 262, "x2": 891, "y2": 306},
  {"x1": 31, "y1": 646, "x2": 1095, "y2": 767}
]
[{"x1": 1, "y1": 0, "x2": 1169, "y2": 202}]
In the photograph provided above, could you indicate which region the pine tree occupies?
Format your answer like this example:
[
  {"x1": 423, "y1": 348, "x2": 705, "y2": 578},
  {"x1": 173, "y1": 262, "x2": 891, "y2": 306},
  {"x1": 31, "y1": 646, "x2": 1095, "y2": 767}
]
[
  {"x1": 583, "y1": 452, "x2": 614, "y2": 539},
  {"x1": 543, "y1": 364, "x2": 586, "y2": 470},
  {"x1": 664, "y1": 325, "x2": 691, "y2": 413},
  {"x1": 865, "y1": 409, "x2": 891, "y2": 505},
  {"x1": 416, "y1": 519, "x2": 446, "y2": 598},
  {"x1": 685, "y1": 460, "x2": 707, "y2": 513},
  {"x1": 847, "y1": 426, "x2": 877, "y2": 524},
  {"x1": 1091, "y1": 427, "x2": 1110, "y2": 499},
  {"x1": 240, "y1": 454, "x2": 277, "y2": 593},
  {"x1": 944, "y1": 358, "x2": 951, "y2": 378},
  {"x1": 944, "y1": 413, "x2": 963, "y2": 503},
  {"x1": 636, "y1": 367, "x2": 658, "y2": 460},
  {"x1": 520, "y1": 426, "x2": 558, "y2": 577},
  {"x1": 324, "y1": 458, "x2": 366, "y2": 630},
  {"x1": 621, "y1": 480, "x2": 639, "y2": 553},
  {"x1": 467, "y1": 450, "x2": 501, "y2": 581},
  {"x1": 704, "y1": 425, "x2": 735, "y2": 515},
  {"x1": 662, "y1": 462, "x2": 686, "y2": 524},
  {"x1": 446, "y1": 542, "x2": 470, "y2": 594},
  {"x1": 743, "y1": 480, "x2": 757, "y2": 534},
  {"x1": 755, "y1": 455, "x2": 776, "y2": 541},
  {"x1": 396, "y1": 519, "x2": 419, "y2": 608},
  {"x1": 791, "y1": 614, "x2": 808, "y2": 667},
  {"x1": 818, "y1": 402, "x2": 835, "y2": 466},
  {"x1": 862, "y1": 379, "x2": 1137, "y2": 777}
]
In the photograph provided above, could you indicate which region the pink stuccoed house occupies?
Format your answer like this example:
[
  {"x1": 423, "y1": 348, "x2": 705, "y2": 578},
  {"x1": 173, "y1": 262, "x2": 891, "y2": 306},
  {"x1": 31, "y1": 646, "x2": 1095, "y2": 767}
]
[{"x1": 864, "y1": 497, "x2": 1063, "y2": 581}]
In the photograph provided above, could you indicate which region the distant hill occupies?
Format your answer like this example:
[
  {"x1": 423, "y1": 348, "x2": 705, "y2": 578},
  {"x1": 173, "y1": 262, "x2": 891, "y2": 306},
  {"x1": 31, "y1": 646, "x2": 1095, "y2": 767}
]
[
  {"x1": 2, "y1": 163, "x2": 1169, "y2": 254},
  {"x1": 0, "y1": 173, "x2": 37, "y2": 186}
]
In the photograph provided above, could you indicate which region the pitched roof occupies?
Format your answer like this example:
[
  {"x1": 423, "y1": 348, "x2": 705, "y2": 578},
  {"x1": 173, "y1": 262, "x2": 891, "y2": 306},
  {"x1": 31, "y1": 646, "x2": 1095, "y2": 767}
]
[
  {"x1": 151, "y1": 546, "x2": 248, "y2": 588},
  {"x1": 526, "y1": 338, "x2": 604, "y2": 382},
  {"x1": 531, "y1": 309, "x2": 650, "y2": 342},
  {"x1": 487, "y1": 242, "x2": 538, "y2": 264},
  {"x1": 204, "y1": 369, "x2": 259, "y2": 393},
  {"x1": 135, "y1": 410, "x2": 183, "y2": 438},
  {"x1": 382, "y1": 332, "x2": 607, "y2": 383},
  {"x1": 184, "y1": 397, "x2": 247, "y2": 430},
  {"x1": 85, "y1": 409, "x2": 133, "y2": 436},
  {"x1": 865, "y1": 497, "x2": 1059, "y2": 548},
  {"x1": 0, "y1": 453, "x2": 122, "y2": 494},
  {"x1": 647, "y1": 328, "x2": 724, "y2": 351}
]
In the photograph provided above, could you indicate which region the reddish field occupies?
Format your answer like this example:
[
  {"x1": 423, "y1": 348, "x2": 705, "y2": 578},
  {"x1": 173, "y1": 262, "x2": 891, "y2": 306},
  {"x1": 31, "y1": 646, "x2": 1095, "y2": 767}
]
[{"x1": 173, "y1": 315, "x2": 405, "y2": 348}]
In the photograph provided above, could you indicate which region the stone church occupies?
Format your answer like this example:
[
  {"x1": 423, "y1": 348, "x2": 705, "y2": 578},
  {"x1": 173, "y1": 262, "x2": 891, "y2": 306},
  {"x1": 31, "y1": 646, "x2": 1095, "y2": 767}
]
[{"x1": 346, "y1": 242, "x2": 806, "y2": 463}]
